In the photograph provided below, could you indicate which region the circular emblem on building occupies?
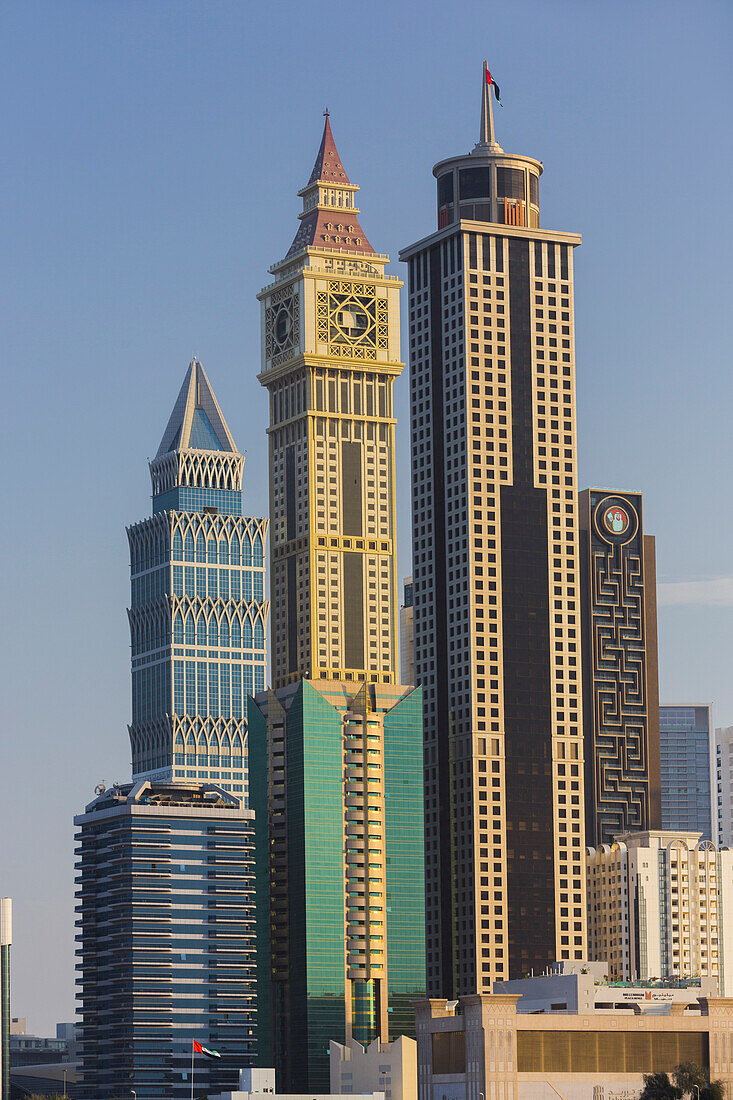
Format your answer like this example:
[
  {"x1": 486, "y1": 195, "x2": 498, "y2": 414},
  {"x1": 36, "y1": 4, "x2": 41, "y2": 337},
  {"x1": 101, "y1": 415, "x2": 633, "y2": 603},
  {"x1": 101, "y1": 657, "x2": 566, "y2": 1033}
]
[
  {"x1": 602, "y1": 505, "x2": 630, "y2": 536},
  {"x1": 593, "y1": 496, "x2": 639, "y2": 546}
]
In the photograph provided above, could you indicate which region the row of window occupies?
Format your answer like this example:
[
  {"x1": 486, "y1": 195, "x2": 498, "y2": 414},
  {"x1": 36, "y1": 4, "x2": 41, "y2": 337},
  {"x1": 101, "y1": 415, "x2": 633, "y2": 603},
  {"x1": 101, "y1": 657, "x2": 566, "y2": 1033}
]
[
  {"x1": 172, "y1": 660, "x2": 265, "y2": 718},
  {"x1": 171, "y1": 530, "x2": 263, "y2": 566}
]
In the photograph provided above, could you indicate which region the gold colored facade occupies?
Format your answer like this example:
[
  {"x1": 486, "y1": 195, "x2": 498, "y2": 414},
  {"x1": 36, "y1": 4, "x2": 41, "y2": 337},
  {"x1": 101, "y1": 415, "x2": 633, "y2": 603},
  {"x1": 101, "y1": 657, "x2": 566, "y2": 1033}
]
[
  {"x1": 258, "y1": 118, "x2": 404, "y2": 691},
  {"x1": 400, "y1": 66, "x2": 587, "y2": 994}
]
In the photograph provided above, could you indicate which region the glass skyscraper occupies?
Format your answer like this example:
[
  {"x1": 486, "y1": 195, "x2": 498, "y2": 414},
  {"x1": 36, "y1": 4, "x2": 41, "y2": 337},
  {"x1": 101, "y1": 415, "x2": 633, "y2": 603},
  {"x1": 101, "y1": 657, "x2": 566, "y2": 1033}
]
[
  {"x1": 75, "y1": 782, "x2": 256, "y2": 1100},
  {"x1": 660, "y1": 704, "x2": 714, "y2": 840},
  {"x1": 127, "y1": 358, "x2": 269, "y2": 799}
]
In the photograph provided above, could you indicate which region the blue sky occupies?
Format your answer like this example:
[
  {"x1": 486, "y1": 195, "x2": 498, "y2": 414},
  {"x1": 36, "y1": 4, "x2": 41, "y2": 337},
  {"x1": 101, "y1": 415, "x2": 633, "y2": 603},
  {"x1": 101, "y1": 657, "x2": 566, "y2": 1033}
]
[{"x1": 2, "y1": 0, "x2": 732, "y2": 1032}]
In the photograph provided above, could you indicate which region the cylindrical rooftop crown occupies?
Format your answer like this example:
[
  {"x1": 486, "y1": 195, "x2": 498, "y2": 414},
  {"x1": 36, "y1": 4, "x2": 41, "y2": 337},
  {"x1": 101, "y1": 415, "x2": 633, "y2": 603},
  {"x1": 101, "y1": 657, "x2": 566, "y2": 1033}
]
[{"x1": 433, "y1": 63, "x2": 542, "y2": 231}]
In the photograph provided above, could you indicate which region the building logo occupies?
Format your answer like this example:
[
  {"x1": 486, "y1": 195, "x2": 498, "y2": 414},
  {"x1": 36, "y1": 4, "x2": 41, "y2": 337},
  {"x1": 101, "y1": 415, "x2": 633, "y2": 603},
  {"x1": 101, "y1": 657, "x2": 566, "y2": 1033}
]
[
  {"x1": 603, "y1": 505, "x2": 630, "y2": 536},
  {"x1": 593, "y1": 495, "x2": 639, "y2": 546}
]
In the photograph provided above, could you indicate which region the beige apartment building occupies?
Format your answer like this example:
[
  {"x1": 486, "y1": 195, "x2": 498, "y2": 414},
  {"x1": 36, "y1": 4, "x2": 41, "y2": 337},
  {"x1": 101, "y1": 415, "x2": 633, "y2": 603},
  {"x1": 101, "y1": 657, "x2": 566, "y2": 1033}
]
[{"x1": 587, "y1": 829, "x2": 733, "y2": 993}]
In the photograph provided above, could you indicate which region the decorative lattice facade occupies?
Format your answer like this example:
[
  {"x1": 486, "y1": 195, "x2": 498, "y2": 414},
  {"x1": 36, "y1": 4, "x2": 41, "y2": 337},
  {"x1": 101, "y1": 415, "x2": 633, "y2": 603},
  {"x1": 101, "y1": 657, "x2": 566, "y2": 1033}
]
[{"x1": 127, "y1": 359, "x2": 269, "y2": 800}]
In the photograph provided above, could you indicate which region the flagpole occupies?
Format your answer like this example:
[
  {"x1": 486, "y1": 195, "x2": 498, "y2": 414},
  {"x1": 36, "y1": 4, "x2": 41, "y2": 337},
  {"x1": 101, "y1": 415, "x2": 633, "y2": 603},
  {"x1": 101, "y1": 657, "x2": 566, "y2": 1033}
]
[{"x1": 191, "y1": 1039, "x2": 194, "y2": 1100}]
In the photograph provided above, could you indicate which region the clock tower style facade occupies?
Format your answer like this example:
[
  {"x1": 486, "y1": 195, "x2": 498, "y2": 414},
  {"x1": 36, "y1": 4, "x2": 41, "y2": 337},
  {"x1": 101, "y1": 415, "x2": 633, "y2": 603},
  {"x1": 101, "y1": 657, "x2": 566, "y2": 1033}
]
[
  {"x1": 401, "y1": 66, "x2": 587, "y2": 995},
  {"x1": 258, "y1": 114, "x2": 403, "y2": 689},
  {"x1": 250, "y1": 117, "x2": 424, "y2": 1092}
]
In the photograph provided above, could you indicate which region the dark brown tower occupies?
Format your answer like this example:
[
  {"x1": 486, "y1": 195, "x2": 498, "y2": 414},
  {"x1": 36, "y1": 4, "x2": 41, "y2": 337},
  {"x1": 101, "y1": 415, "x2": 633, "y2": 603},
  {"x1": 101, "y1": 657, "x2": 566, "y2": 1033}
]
[{"x1": 579, "y1": 489, "x2": 662, "y2": 847}]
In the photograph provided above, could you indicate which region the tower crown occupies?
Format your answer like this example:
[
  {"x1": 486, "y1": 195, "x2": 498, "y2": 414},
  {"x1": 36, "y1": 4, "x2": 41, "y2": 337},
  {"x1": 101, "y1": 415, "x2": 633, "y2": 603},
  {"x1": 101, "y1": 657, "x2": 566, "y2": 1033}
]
[
  {"x1": 432, "y1": 62, "x2": 543, "y2": 231},
  {"x1": 149, "y1": 358, "x2": 245, "y2": 510},
  {"x1": 286, "y1": 114, "x2": 375, "y2": 260}
]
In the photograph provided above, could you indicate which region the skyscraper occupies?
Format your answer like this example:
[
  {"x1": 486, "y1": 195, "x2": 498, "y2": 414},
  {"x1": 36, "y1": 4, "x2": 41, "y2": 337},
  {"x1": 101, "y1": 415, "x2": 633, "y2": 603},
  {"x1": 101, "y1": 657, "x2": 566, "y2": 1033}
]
[
  {"x1": 75, "y1": 781, "x2": 256, "y2": 1100},
  {"x1": 659, "y1": 704, "x2": 714, "y2": 841},
  {"x1": 400, "y1": 64, "x2": 587, "y2": 994},
  {"x1": 578, "y1": 489, "x2": 661, "y2": 846},
  {"x1": 250, "y1": 115, "x2": 424, "y2": 1091},
  {"x1": 127, "y1": 359, "x2": 269, "y2": 799},
  {"x1": 715, "y1": 725, "x2": 733, "y2": 846},
  {"x1": 400, "y1": 576, "x2": 415, "y2": 685}
]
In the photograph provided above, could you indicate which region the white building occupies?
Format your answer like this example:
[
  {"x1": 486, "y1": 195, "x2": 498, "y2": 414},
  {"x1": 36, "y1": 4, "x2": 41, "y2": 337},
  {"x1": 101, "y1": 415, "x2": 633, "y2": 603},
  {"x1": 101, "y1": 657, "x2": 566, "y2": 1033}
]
[
  {"x1": 330, "y1": 1037, "x2": 417, "y2": 1100},
  {"x1": 715, "y1": 725, "x2": 733, "y2": 847},
  {"x1": 495, "y1": 959, "x2": 717, "y2": 1015},
  {"x1": 210, "y1": 1068, "x2": 385, "y2": 1100},
  {"x1": 586, "y1": 830, "x2": 733, "y2": 994}
]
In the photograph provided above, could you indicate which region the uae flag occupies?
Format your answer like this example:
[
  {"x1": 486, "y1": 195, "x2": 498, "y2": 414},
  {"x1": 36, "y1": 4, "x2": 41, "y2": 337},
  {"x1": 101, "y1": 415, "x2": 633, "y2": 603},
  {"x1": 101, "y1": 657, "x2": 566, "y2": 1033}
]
[
  {"x1": 193, "y1": 1040, "x2": 221, "y2": 1060},
  {"x1": 485, "y1": 66, "x2": 502, "y2": 105}
]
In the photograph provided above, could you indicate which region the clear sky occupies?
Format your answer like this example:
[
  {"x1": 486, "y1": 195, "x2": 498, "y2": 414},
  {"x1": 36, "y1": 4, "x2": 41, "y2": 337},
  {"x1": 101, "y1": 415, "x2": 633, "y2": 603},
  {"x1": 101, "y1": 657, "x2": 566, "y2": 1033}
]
[{"x1": 2, "y1": 0, "x2": 731, "y2": 1033}]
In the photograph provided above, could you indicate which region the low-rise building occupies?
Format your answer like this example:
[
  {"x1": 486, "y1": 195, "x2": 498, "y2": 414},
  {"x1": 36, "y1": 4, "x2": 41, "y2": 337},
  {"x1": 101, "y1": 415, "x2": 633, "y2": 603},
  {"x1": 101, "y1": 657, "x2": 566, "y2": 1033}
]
[
  {"x1": 415, "y1": 993, "x2": 733, "y2": 1100},
  {"x1": 586, "y1": 829, "x2": 733, "y2": 993},
  {"x1": 330, "y1": 1037, "x2": 416, "y2": 1100},
  {"x1": 495, "y1": 960, "x2": 716, "y2": 1016},
  {"x1": 210, "y1": 1067, "x2": 385, "y2": 1100}
]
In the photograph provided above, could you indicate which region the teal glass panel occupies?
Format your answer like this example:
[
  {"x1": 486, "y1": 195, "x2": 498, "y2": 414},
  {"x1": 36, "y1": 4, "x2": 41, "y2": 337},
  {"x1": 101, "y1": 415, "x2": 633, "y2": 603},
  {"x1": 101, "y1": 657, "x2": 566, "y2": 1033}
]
[
  {"x1": 189, "y1": 407, "x2": 225, "y2": 450},
  {"x1": 383, "y1": 687, "x2": 425, "y2": 1039},
  {"x1": 288, "y1": 682, "x2": 347, "y2": 1090}
]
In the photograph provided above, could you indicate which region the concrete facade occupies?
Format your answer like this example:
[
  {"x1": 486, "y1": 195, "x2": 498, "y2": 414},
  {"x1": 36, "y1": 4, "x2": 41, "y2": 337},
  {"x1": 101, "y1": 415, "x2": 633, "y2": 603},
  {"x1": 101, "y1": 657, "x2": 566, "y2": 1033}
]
[
  {"x1": 415, "y1": 993, "x2": 733, "y2": 1100},
  {"x1": 495, "y1": 961, "x2": 716, "y2": 1016},
  {"x1": 330, "y1": 1036, "x2": 417, "y2": 1100}
]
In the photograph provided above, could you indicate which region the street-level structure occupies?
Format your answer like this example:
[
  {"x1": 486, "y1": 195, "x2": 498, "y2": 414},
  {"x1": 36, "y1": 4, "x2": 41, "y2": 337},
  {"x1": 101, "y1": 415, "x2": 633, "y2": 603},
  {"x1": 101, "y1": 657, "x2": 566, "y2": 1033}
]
[
  {"x1": 251, "y1": 116, "x2": 424, "y2": 1091},
  {"x1": 127, "y1": 359, "x2": 269, "y2": 799},
  {"x1": 400, "y1": 63, "x2": 586, "y2": 994},
  {"x1": 586, "y1": 829, "x2": 733, "y2": 993},
  {"x1": 74, "y1": 781, "x2": 256, "y2": 1100},
  {"x1": 415, "y1": 991, "x2": 733, "y2": 1100},
  {"x1": 578, "y1": 488, "x2": 661, "y2": 846}
]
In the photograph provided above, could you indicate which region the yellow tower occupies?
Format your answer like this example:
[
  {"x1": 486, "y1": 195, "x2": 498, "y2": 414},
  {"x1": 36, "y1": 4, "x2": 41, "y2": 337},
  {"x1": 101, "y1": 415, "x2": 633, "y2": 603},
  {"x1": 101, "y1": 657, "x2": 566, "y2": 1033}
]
[{"x1": 258, "y1": 114, "x2": 404, "y2": 689}]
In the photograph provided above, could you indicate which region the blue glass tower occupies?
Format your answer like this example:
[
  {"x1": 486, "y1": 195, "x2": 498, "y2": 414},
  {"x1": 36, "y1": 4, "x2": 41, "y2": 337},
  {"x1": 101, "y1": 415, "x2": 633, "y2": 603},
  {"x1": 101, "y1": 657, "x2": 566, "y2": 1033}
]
[{"x1": 127, "y1": 359, "x2": 269, "y2": 799}]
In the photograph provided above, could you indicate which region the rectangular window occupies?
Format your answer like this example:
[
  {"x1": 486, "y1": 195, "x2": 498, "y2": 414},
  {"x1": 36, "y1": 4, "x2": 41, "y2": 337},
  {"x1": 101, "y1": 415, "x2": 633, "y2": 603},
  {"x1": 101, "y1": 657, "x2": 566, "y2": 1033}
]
[
  {"x1": 232, "y1": 664, "x2": 242, "y2": 718},
  {"x1": 197, "y1": 662, "x2": 207, "y2": 712}
]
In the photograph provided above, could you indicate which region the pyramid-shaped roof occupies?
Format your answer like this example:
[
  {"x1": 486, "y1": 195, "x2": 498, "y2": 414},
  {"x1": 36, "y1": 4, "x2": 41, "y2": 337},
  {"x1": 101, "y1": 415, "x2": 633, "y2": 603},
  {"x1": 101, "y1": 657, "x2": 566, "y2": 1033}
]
[
  {"x1": 306, "y1": 114, "x2": 352, "y2": 186},
  {"x1": 156, "y1": 359, "x2": 238, "y2": 457},
  {"x1": 286, "y1": 115, "x2": 375, "y2": 260}
]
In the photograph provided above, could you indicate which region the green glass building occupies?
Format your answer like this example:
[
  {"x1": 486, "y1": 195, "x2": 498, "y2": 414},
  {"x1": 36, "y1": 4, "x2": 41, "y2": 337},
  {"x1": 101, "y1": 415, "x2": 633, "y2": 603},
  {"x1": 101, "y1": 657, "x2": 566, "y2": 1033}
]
[{"x1": 249, "y1": 680, "x2": 425, "y2": 1091}]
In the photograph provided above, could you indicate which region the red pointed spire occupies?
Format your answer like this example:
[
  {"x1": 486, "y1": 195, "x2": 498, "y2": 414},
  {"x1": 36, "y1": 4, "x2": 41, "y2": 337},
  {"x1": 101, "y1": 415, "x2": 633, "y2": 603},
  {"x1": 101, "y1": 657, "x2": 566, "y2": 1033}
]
[
  {"x1": 285, "y1": 113, "x2": 375, "y2": 260},
  {"x1": 307, "y1": 111, "x2": 352, "y2": 186}
]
